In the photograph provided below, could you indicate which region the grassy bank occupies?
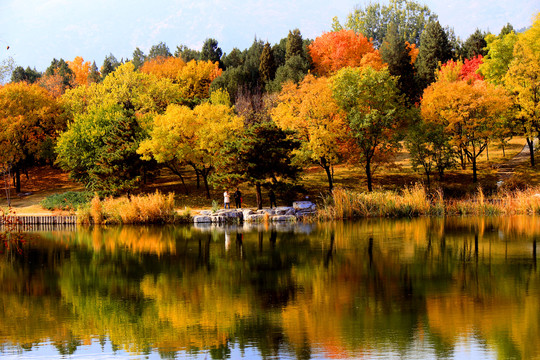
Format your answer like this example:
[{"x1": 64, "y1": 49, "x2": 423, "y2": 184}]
[{"x1": 317, "y1": 186, "x2": 540, "y2": 220}]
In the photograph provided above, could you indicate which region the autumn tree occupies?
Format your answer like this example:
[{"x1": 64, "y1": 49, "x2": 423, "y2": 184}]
[
  {"x1": 41, "y1": 58, "x2": 74, "y2": 95},
  {"x1": 0, "y1": 82, "x2": 66, "y2": 192},
  {"x1": 138, "y1": 102, "x2": 243, "y2": 198},
  {"x1": 272, "y1": 74, "x2": 348, "y2": 191},
  {"x1": 332, "y1": 0, "x2": 437, "y2": 47},
  {"x1": 58, "y1": 63, "x2": 186, "y2": 193},
  {"x1": 140, "y1": 56, "x2": 186, "y2": 81},
  {"x1": 479, "y1": 31, "x2": 518, "y2": 85},
  {"x1": 214, "y1": 121, "x2": 300, "y2": 209},
  {"x1": 504, "y1": 14, "x2": 540, "y2": 167},
  {"x1": 45, "y1": 58, "x2": 74, "y2": 87},
  {"x1": 38, "y1": 74, "x2": 66, "y2": 97},
  {"x1": 332, "y1": 67, "x2": 408, "y2": 192},
  {"x1": 67, "y1": 56, "x2": 91, "y2": 86},
  {"x1": 421, "y1": 72, "x2": 511, "y2": 183},
  {"x1": 62, "y1": 62, "x2": 183, "y2": 116},
  {"x1": 177, "y1": 60, "x2": 223, "y2": 103},
  {"x1": 309, "y1": 30, "x2": 383, "y2": 76}
]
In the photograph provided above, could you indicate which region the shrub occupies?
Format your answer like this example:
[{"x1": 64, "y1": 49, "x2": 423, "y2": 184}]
[{"x1": 40, "y1": 191, "x2": 93, "y2": 211}]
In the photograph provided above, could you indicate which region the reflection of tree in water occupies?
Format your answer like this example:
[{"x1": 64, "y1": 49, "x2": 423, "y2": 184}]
[{"x1": 0, "y1": 219, "x2": 539, "y2": 359}]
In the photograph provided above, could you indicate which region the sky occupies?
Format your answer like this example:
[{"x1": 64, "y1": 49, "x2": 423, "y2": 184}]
[{"x1": 0, "y1": 0, "x2": 538, "y2": 72}]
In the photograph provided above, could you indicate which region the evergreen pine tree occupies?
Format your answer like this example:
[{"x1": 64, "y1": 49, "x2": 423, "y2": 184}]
[
  {"x1": 380, "y1": 23, "x2": 418, "y2": 102},
  {"x1": 201, "y1": 38, "x2": 223, "y2": 64},
  {"x1": 88, "y1": 61, "x2": 100, "y2": 83},
  {"x1": 101, "y1": 54, "x2": 120, "y2": 80},
  {"x1": 463, "y1": 29, "x2": 488, "y2": 58},
  {"x1": 259, "y1": 42, "x2": 276, "y2": 84},
  {"x1": 132, "y1": 47, "x2": 146, "y2": 70},
  {"x1": 286, "y1": 29, "x2": 303, "y2": 60},
  {"x1": 416, "y1": 21, "x2": 452, "y2": 87}
]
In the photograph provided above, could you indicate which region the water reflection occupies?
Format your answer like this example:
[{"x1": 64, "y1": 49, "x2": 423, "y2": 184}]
[{"x1": 0, "y1": 217, "x2": 539, "y2": 359}]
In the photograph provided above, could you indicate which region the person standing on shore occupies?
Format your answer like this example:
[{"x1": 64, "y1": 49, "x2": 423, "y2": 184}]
[
  {"x1": 269, "y1": 189, "x2": 276, "y2": 209},
  {"x1": 224, "y1": 190, "x2": 230, "y2": 209},
  {"x1": 234, "y1": 188, "x2": 242, "y2": 208}
]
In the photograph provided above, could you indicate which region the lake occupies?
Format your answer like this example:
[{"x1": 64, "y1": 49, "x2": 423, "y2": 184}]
[{"x1": 0, "y1": 216, "x2": 539, "y2": 359}]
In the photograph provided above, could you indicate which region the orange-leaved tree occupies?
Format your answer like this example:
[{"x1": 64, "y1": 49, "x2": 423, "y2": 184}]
[
  {"x1": 308, "y1": 29, "x2": 384, "y2": 76},
  {"x1": 67, "y1": 56, "x2": 91, "y2": 86},
  {"x1": 272, "y1": 74, "x2": 349, "y2": 191},
  {"x1": 421, "y1": 66, "x2": 511, "y2": 183},
  {"x1": 139, "y1": 56, "x2": 186, "y2": 81}
]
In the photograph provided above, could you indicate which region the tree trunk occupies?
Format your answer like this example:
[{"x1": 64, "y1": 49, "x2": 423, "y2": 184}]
[
  {"x1": 15, "y1": 167, "x2": 21, "y2": 193},
  {"x1": 202, "y1": 171, "x2": 211, "y2": 199},
  {"x1": 256, "y1": 182, "x2": 263, "y2": 209},
  {"x1": 527, "y1": 137, "x2": 535, "y2": 167},
  {"x1": 168, "y1": 165, "x2": 189, "y2": 195},
  {"x1": 459, "y1": 148, "x2": 466, "y2": 170},
  {"x1": 365, "y1": 158, "x2": 373, "y2": 192},
  {"x1": 324, "y1": 165, "x2": 333, "y2": 192},
  {"x1": 472, "y1": 155, "x2": 478, "y2": 183}
]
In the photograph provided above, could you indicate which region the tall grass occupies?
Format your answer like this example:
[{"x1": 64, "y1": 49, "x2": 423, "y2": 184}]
[
  {"x1": 318, "y1": 184, "x2": 432, "y2": 220},
  {"x1": 77, "y1": 191, "x2": 183, "y2": 225},
  {"x1": 318, "y1": 185, "x2": 540, "y2": 220}
]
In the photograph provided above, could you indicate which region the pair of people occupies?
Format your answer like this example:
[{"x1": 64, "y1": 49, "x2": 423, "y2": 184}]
[
  {"x1": 224, "y1": 188, "x2": 242, "y2": 209},
  {"x1": 224, "y1": 188, "x2": 277, "y2": 209}
]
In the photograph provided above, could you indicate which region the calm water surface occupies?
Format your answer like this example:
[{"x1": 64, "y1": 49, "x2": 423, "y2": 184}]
[{"x1": 0, "y1": 216, "x2": 539, "y2": 359}]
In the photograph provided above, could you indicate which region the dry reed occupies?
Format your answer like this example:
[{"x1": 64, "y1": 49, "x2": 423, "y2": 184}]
[
  {"x1": 317, "y1": 185, "x2": 540, "y2": 220},
  {"x1": 79, "y1": 191, "x2": 179, "y2": 224}
]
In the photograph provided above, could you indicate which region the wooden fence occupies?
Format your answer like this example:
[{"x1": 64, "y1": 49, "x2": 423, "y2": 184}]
[{"x1": 0, "y1": 215, "x2": 78, "y2": 231}]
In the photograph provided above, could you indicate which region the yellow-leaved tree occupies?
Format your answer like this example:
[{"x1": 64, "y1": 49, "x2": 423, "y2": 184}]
[
  {"x1": 138, "y1": 101, "x2": 243, "y2": 198},
  {"x1": 272, "y1": 74, "x2": 348, "y2": 191},
  {"x1": 0, "y1": 82, "x2": 66, "y2": 193},
  {"x1": 504, "y1": 13, "x2": 540, "y2": 166},
  {"x1": 140, "y1": 57, "x2": 222, "y2": 105}
]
